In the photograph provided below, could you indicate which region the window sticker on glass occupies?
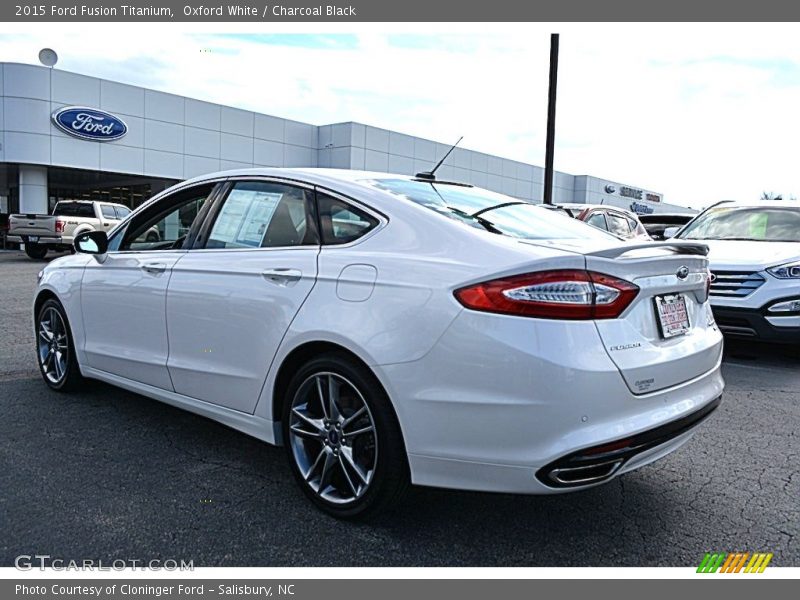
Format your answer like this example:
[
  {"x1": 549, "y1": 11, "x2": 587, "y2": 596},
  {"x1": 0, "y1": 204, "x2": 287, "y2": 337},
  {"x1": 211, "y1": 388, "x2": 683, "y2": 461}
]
[{"x1": 210, "y1": 190, "x2": 281, "y2": 247}]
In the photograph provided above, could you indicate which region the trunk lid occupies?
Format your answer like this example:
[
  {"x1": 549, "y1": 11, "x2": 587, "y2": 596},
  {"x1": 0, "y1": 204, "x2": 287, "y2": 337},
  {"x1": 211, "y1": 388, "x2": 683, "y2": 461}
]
[{"x1": 583, "y1": 241, "x2": 722, "y2": 394}]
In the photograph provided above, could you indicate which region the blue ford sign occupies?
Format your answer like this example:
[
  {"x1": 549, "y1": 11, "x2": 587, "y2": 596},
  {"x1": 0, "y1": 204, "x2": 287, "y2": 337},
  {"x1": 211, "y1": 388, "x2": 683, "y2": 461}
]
[{"x1": 52, "y1": 106, "x2": 127, "y2": 142}]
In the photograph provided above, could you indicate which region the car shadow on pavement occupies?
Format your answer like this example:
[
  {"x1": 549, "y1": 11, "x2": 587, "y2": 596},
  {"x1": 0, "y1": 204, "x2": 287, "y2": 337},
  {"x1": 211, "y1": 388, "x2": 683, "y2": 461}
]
[
  {"x1": 3, "y1": 313, "x2": 799, "y2": 567},
  {"x1": 723, "y1": 338, "x2": 800, "y2": 364},
  {"x1": 6, "y1": 373, "x2": 783, "y2": 568}
]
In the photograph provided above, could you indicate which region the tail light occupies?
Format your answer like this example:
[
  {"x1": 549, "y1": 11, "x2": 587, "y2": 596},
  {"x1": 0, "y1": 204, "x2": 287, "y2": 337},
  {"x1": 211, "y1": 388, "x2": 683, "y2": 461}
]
[
  {"x1": 55, "y1": 219, "x2": 65, "y2": 234},
  {"x1": 454, "y1": 269, "x2": 639, "y2": 320}
]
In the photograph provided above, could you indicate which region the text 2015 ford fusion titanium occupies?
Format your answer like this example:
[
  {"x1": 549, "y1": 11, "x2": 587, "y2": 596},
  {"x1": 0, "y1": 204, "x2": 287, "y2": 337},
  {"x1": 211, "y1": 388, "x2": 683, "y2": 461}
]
[{"x1": 33, "y1": 168, "x2": 724, "y2": 518}]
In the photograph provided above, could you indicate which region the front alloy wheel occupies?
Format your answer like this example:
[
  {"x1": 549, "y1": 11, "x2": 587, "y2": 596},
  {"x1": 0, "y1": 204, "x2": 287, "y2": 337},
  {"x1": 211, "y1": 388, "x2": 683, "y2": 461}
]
[
  {"x1": 36, "y1": 299, "x2": 82, "y2": 391},
  {"x1": 283, "y1": 354, "x2": 409, "y2": 519}
]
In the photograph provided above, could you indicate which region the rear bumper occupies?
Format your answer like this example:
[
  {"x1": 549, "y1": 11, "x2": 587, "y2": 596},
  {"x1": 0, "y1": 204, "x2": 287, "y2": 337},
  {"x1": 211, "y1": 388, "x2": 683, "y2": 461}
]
[
  {"x1": 536, "y1": 395, "x2": 721, "y2": 487},
  {"x1": 380, "y1": 310, "x2": 725, "y2": 494},
  {"x1": 7, "y1": 235, "x2": 66, "y2": 245},
  {"x1": 712, "y1": 305, "x2": 800, "y2": 343}
]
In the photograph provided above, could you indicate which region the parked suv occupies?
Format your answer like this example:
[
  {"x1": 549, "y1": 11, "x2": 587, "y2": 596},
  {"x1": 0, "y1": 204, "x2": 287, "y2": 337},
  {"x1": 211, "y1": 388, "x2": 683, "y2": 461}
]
[
  {"x1": 672, "y1": 200, "x2": 800, "y2": 343},
  {"x1": 8, "y1": 200, "x2": 133, "y2": 259}
]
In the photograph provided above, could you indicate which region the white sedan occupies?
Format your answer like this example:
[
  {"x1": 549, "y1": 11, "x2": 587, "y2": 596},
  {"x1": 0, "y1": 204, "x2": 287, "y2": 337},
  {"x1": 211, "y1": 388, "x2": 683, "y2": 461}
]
[{"x1": 34, "y1": 168, "x2": 724, "y2": 518}]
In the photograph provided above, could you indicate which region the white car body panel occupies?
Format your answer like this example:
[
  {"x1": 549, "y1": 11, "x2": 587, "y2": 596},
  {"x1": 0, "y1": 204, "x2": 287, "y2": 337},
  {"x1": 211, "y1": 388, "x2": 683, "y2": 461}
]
[
  {"x1": 34, "y1": 168, "x2": 725, "y2": 494},
  {"x1": 80, "y1": 251, "x2": 186, "y2": 389},
  {"x1": 704, "y1": 239, "x2": 800, "y2": 310},
  {"x1": 165, "y1": 247, "x2": 319, "y2": 412}
]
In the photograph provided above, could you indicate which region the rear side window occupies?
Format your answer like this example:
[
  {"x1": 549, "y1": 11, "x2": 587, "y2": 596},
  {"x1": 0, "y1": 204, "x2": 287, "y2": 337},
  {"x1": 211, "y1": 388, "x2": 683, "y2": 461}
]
[
  {"x1": 317, "y1": 193, "x2": 378, "y2": 245},
  {"x1": 54, "y1": 202, "x2": 95, "y2": 218},
  {"x1": 114, "y1": 206, "x2": 131, "y2": 219},
  {"x1": 100, "y1": 205, "x2": 116, "y2": 219},
  {"x1": 607, "y1": 213, "x2": 632, "y2": 237},
  {"x1": 206, "y1": 181, "x2": 318, "y2": 249},
  {"x1": 585, "y1": 212, "x2": 608, "y2": 230}
]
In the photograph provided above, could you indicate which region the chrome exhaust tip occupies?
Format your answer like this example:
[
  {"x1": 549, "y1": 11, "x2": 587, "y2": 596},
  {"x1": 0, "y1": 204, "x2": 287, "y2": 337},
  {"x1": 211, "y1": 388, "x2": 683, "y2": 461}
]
[
  {"x1": 548, "y1": 459, "x2": 624, "y2": 486},
  {"x1": 536, "y1": 395, "x2": 722, "y2": 489}
]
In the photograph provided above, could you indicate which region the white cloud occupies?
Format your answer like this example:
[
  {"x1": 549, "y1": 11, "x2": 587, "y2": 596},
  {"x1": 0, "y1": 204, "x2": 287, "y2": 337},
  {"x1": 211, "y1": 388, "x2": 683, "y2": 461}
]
[{"x1": 2, "y1": 25, "x2": 800, "y2": 208}]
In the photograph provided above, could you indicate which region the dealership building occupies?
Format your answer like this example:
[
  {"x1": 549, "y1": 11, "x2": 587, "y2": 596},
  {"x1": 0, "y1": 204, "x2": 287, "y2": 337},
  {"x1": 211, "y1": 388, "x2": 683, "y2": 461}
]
[{"x1": 0, "y1": 61, "x2": 694, "y2": 217}]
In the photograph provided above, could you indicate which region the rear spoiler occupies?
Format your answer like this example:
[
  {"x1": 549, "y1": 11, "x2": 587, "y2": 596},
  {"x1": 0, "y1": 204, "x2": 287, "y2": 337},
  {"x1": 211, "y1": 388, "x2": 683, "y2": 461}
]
[{"x1": 586, "y1": 241, "x2": 709, "y2": 259}]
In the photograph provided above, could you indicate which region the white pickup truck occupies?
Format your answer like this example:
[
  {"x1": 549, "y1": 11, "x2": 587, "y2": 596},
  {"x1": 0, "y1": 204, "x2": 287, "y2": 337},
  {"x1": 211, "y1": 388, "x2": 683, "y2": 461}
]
[{"x1": 8, "y1": 200, "x2": 133, "y2": 259}]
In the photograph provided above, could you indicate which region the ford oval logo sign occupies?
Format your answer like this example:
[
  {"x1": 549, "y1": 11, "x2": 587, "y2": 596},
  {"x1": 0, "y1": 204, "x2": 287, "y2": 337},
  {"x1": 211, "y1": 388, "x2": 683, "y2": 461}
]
[{"x1": 52, "y1": 106, "x2": 127, "y2": 142}]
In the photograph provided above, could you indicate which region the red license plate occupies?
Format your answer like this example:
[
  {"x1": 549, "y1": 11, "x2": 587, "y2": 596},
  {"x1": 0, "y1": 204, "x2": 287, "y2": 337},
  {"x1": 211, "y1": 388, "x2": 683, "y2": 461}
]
[{"x1": 654, "y1": 294, "x2": 690, "y2": 339}]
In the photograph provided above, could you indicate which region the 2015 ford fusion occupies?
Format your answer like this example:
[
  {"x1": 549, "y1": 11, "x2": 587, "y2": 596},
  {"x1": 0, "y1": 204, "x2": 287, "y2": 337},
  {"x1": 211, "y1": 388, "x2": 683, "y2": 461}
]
[{"x1": 33, "y1": 168, "x2": 724, "y2": 518}]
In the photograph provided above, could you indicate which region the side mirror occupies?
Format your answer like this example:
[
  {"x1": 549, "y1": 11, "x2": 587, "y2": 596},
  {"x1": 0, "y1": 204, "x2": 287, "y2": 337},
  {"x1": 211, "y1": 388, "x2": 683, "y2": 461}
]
[
  {"x1": 662, "y1": 226, "x2": 681, "y2": 239},
  {"x1": 74, "y1": 230, "x2": 108, "y2": 255}
]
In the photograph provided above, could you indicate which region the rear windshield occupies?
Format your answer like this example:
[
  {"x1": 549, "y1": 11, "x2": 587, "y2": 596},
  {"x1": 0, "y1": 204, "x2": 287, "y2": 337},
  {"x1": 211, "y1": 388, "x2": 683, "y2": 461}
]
[
  {"x1": 362, "y1": 178, "x2": 617, "y2": 241},
  {"x1": 679, "y1": 206, "x2": 800, "y2": 242},
  {"x1": 54, "y1": 202, "x2": 95, "y2": 218}
]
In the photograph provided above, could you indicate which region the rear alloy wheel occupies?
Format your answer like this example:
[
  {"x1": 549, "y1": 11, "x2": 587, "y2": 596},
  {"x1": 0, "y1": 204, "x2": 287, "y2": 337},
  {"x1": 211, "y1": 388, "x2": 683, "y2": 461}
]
[
  {"x1": 283, "y1": 354, "x2": 409, "y2": 519},
  {"x1": 25, "y1": 244, "x2": 48, "y2": 260},
  {"x1": 36, "y1": 299, "x2": 82, "y2": 391}
]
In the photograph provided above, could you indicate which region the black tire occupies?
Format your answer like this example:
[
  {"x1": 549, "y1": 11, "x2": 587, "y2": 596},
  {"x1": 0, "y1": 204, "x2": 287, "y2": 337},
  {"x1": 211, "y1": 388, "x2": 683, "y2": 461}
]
[
  {"x1": 35, "y1": 298, "x2": 83, "y2": 392},
  {"x1": 25, "y1": 244, "x2": 48, "y2": 260},
  {"x1": 282, "y1": 353, "x2": 410, "y2": 519}
]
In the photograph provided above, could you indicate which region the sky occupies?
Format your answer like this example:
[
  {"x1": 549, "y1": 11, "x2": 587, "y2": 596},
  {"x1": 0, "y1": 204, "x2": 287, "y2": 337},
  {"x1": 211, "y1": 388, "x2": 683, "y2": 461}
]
[{"x1": 1, "y1": 25, "x2": 799, "y2": 209}]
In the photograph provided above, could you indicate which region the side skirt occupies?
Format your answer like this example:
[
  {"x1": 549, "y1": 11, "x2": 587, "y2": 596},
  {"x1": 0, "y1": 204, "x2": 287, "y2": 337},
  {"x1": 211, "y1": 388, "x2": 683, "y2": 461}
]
[{"x1": 81, "y1": 366, "x2": 282, "y2": 445}]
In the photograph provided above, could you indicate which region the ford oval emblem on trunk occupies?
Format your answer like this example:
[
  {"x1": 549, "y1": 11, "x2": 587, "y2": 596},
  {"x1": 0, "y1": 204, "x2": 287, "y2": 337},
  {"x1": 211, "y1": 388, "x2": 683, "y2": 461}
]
[
  {"x1": 52, "y1": 106, "x2": 128, "y2": 142},
  {"x1": 677, "y1": 266, "x2": 690, "y2": 280}
]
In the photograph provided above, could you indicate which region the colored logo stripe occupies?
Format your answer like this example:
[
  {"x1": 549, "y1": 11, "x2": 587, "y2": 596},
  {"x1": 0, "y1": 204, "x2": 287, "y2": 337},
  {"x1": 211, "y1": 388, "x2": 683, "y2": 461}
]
[
  {"x1": 697, "y1": 553, "x2": 726, "y2": 573},
  {"x1": 697, "y1": 552, "x2": 773, "y2": 573},
  {"x1": 745, "y1": 553, "x2": 773, "y2": 573}
]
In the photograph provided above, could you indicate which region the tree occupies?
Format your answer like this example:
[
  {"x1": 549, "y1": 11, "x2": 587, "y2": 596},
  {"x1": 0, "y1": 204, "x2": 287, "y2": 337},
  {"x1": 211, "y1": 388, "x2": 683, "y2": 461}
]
[{"x1": 761, "y1": 191, "x2": 783, "y2": 200}]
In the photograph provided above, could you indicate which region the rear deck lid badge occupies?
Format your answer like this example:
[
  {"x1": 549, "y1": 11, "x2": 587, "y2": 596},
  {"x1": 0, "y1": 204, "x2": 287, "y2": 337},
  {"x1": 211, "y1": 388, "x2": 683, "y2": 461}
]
[{"x1": 609, "y1": 342, "x2": 642, "y2": 352}]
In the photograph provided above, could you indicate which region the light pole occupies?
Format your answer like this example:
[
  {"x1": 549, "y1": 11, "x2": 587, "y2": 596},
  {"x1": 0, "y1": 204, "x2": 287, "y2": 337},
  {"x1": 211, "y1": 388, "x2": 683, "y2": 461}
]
[{"x1": 543, "y1": 33, "x2": 559, "y2": 205}]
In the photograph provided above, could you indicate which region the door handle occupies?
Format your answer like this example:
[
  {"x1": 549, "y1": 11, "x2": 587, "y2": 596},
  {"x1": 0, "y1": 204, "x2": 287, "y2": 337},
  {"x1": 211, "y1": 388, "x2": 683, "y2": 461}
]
[
  {"x1": 261, "y1": 268, "x2": 302, "y2": 286},
  {"x1": 140, "y1": 262, "x2": 167, "y2": 274}
]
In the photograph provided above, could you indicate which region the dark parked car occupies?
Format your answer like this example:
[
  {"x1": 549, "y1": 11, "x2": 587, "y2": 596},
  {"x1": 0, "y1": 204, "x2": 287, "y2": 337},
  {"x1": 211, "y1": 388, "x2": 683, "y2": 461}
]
[{"x1": 639, "y1": 213, "x2": 696, "y2": 240}]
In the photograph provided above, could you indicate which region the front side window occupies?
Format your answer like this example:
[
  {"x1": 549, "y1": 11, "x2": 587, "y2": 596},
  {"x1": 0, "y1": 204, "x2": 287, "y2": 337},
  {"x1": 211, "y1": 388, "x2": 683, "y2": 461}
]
[
  {"x1": 206, "y1": 181, "x2": 317, "y2": 249},
  {"x1": 119, "y1": 184, "x2": 214, "y2": 251},
  {"x1": 317, "y1": 193, "x2": 378, "y2": 245},
  {"x1": 679, "y1": 207, "x2": 800, "y2": 242}
]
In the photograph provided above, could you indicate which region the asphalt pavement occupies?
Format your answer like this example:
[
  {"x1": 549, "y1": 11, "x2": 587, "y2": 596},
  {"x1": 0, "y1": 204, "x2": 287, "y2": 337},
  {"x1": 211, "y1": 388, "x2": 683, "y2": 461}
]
[{"x1": 0, "y1": 250, "x2": 798, "y2": 567}]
